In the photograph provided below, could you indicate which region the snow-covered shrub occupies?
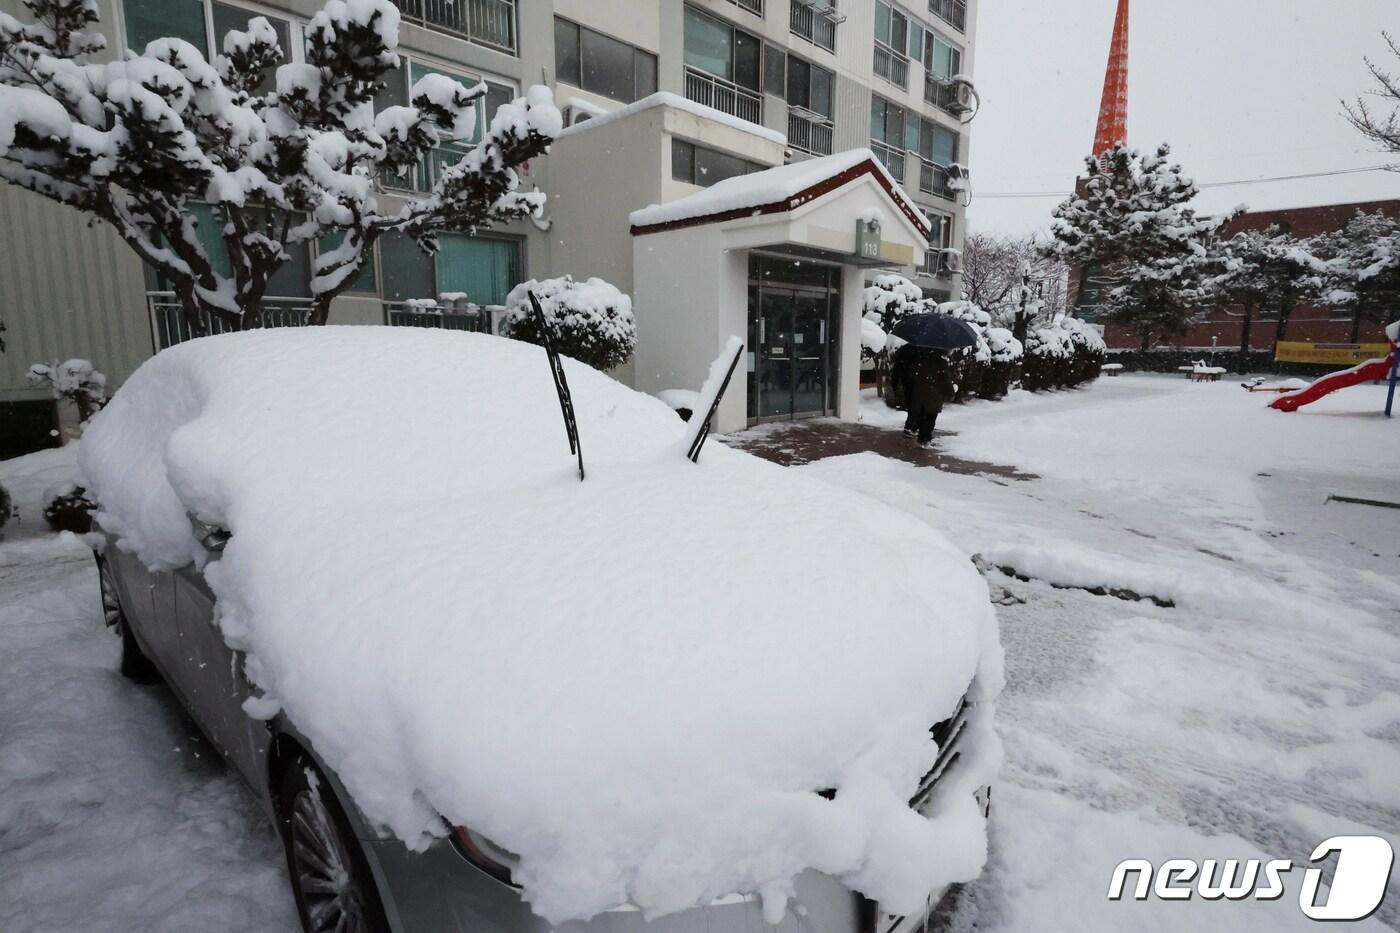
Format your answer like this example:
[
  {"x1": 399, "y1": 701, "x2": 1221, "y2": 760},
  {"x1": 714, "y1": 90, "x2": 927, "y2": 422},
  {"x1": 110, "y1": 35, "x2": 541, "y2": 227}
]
[
  {"x1": 27, "y1": 359, "x2": 105, "y2": 421},
  {"x1": 0, "y1": 0, "x2": 560, "y2": 330},
  {"x1": 862, "y1": 274, "x2": 923, "y2": 336},
  {"x1": 503, "y1": 276, "x2": 636, "y2": 371},
  {"x1": 42, "y1": 482, "x2": 95, "y2": 533},
  {"x1": 982, "y1": 326, "x2": 1023, "y2": 399},
  {"x1": 1022, "y1": 318, "x2": 1103, "y2": 390}
]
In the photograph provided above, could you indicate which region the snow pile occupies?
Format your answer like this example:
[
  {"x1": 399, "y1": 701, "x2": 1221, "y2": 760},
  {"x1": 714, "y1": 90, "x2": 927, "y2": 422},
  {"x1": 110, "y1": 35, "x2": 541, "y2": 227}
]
[
  {"x1": 557, "y1": 91, "x2": 786, "y2": 145},
  {"x1": 984, "y1": 327, "x2": 1022, "y2": 364},
  {"x1": 862, "y1": 316, "x2": 888, "y2": 355},
  {"x1": 630, "y1": 149, "x2": 922, "y2": 232},
  {"x1": 79, "y1": 328, "x2": 1003, "y2": 924},
  {"x1": 502, "y1": 275, "x2": 636, "y2": 371}
]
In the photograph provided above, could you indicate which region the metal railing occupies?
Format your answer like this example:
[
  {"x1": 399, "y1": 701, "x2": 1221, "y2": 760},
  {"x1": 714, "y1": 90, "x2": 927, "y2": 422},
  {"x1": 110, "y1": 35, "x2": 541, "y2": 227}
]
[
  {"x1": 395, "y1": 0, "x2": 515, "y2": 53},
  {"x1": 787, "y1": 110, "x2": 834, "y2": 156},
  {"x1": 724, "y1": 0, "x2": 763, "y2": 15},
  {"x1": 929, "y1": 0, "x2": 966, "y2": 31},
  {"x1": 873, "y1": 43, "x2": 909, "y2": 89},
  {"x1": 870, "y1": 140, "x2": 905, "y2": 181},
  {"x1": 384, "y1": 301, "x2": 493, "y2": 332},
  {"x1": 148, "y1": 292, "x2": 314, "y2": 350},
  {"x1": 789, "y1": 0, "x2": 836, "y2": 50},
  {"x1": 925, "y1": 75, "x2": 962, "y2": 115},
  {"x1": 920, "y1": 159, "x2": 954, "y2": 200},
  {"x1": 683, "y1": 66, "x2": 762, "y2": 125}
]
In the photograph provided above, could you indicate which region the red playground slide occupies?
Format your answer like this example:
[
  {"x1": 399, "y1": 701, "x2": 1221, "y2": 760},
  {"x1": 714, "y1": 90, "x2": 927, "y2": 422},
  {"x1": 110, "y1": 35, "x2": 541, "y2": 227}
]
[{"x1": 1270, "y1": 349, "x2": 1397, "y2": 412}]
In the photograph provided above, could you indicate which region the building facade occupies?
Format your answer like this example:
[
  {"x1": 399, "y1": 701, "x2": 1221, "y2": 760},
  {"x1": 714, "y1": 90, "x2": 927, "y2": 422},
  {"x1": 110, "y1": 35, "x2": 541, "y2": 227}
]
[{"x1": 0, "y1": 0, "x2": 977, "y2": 448}]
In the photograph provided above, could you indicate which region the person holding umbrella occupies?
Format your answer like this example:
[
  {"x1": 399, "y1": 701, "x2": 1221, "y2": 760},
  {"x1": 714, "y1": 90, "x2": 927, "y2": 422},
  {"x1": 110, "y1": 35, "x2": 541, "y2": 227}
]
[{"x1": 888, "y1": 312, "x2": 979, "y2": 446}]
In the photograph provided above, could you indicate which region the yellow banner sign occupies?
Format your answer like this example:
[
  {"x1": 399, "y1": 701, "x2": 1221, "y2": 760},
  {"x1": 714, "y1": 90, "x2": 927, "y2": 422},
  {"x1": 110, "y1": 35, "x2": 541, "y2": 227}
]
[{"x1": 1274, "y1": 342, "x2": 1392, "y2": 365}]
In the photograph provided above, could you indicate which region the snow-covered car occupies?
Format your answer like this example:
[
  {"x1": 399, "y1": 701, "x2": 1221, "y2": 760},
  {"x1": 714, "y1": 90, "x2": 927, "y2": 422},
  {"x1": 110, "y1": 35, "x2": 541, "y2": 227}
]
[{"x1": 81, "y1": 328, "x2": 1003, "y2": 933}]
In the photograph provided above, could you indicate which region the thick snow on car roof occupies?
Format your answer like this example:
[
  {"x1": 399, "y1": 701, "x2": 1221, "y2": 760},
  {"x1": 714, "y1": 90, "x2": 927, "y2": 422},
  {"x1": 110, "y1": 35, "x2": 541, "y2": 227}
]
[{"x1": 80, "y1": 328, "x2": 1002, "y2": 923}]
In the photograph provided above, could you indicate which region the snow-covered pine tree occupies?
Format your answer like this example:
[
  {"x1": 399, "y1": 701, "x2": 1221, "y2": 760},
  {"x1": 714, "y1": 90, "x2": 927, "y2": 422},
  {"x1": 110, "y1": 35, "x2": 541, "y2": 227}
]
[
  {"x1": 1045, "y1": 143, "x2": 1228, "y2": 349},
  {"x1": 1302, "y1": 211, "x2": 1400, "y2": 343},
  {"x1": 0, "y1": 0, "x2": 560, "y2": 331},
  {"x1": 1200, "y1": 226, "x2": 1319, "y2": 354}
]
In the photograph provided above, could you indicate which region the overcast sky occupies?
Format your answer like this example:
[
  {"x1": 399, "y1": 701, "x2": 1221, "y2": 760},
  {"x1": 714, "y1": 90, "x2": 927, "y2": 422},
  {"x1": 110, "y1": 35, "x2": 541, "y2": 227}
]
[{"x1": 966, "y1": 0, "x2": 1400, "y2": 237}]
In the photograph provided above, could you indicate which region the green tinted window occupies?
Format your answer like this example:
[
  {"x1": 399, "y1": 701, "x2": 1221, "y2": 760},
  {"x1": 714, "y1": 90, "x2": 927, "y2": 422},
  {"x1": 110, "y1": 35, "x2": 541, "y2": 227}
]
[
  {"x1": 124, "y1": 0, "x2": 206, "y2": 53},
  {"x1": 379, "y1": 231, "x2": 435, "y2": 301},
  {"x1": 435, "y1": 235, "x2": 520, "y2": 306},
  {"x1": 684, "y1": 7, "x2": 731, "y2": 79}
]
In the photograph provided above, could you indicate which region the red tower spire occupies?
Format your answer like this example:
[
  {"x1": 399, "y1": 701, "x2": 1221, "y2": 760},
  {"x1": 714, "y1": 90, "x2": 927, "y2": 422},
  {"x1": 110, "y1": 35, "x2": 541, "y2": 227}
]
[{"x1": 1092, "y1": 0, "x2": 1129, "y2": 156}]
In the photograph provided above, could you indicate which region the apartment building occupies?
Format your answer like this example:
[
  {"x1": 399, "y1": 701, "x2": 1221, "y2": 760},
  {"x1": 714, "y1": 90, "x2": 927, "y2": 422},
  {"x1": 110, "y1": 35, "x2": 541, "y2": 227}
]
[{"x1": 0, "y1": 0, "x2": 977, "y2": 447}]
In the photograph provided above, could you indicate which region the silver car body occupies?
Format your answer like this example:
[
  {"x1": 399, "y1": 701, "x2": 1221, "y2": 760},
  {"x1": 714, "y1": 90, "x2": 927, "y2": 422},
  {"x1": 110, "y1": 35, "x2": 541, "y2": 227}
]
[{"x1": 100, "y1": 535, "x2": 977, "y2": 933}]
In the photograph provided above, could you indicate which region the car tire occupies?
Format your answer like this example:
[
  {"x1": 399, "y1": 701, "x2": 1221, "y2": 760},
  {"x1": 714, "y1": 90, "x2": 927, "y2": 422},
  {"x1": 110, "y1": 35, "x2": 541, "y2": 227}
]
[
  {"x1": 278, "y1": 754, "x2": 391, "y2": 933},
  {"x1": 98, "y1": 555, "x2": 159, "y2": 683}
]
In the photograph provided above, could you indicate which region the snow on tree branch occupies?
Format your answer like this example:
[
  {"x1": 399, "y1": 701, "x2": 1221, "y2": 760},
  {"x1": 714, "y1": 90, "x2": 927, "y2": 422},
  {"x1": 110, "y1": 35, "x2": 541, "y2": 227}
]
[{"x1": 0, "y1": 0, "x2": 561, "y2": 331}]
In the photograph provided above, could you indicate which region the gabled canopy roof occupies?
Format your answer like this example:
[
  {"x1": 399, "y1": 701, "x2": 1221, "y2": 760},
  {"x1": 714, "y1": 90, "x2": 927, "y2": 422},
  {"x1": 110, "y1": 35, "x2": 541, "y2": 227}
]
[{"x1": 629, "y1": 148, "x2": 931, "y2": 242}]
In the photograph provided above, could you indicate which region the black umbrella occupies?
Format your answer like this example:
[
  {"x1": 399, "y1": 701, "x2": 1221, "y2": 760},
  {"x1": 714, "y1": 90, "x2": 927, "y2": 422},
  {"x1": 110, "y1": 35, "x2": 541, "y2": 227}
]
[{"x1": 889, "y1": 312, "x2": 979, "y2": 351}]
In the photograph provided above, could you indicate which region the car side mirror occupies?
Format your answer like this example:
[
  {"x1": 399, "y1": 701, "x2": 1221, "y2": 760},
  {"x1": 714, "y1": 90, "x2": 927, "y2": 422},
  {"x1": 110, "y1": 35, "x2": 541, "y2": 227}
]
[{"x1": 189, "y1": 514, "x2": 231, "y2": 553}]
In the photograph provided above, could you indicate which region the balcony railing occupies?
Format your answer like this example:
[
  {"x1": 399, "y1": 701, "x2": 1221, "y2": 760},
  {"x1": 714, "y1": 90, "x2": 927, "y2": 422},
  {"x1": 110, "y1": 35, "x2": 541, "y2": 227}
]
[
  {"x1": 925, "y1": 75, "x2": 975, "y2": 118},
  {"x1": 870, "y1": 140, "x2": 905, "y2": 181},
  {"x1": 148, "y1": 292, "x2": 314, "y2": 350},
  {"x1": 929, "y1": 0, "x2": 966, "y2": 31},
  {"x1": 683, "y1": 66, "x2": 762, "y2": 125},
  {"x1": 384, "y1": 301, "x2": 494, "y2": 332},
  {"x1": 787, "y1": 110, "x2": 834, "y2": 156},
  {"x1": 873, "y1": 43, "x2": 909, "y2": 89},
  {"x1": 920, "y1": 159, "x2": 954, "y2": 200},
  {"x1": 724, "y1": 0, "x2": 763, "y2": 15},
  {"x1": 395, "y1": 0, "x2": 515, "y2": 53},
  {"x1": 790, "y1": 0, "x2": 836, "y2": 51}
]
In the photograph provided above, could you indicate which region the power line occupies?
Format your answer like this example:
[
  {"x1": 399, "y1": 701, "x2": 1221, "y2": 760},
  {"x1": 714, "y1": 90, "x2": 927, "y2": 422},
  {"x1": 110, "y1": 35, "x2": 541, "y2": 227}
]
[{"x1": 977, "y1": 163, "x2": 1399, "y2": 199}]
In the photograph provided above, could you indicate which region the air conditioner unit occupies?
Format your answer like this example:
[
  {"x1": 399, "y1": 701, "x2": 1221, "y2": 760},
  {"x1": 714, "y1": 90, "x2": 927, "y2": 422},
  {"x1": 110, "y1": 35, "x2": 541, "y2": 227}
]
[
  {"x1": 947, "y1": 162, "x2": 970, "y2": 191},
  {"x1": 937, "y1": 77, "x2": 980, "y2": 123},
  {"x1": 938, "y1": 248, "x2": 964, "y2": 276},
  {"x1": 561, "y1": 106, "x2": 595, "y2": 128}
]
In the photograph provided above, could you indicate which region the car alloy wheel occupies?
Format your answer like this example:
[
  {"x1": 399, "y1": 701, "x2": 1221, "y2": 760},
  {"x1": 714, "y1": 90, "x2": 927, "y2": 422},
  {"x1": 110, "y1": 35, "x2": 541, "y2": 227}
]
[
  {"x1": 288, "y1": 774, "x2": 376, "y2": 933},
  {"x1": 98, "y1": 559, "x2": 123, "y2": 629}
]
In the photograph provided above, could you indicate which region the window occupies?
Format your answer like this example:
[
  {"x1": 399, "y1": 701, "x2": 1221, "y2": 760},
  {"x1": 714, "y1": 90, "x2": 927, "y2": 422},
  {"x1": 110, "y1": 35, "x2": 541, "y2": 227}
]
[
  {"x1": 869, "y1": 96, "x2": 907, "y2": 176},
  {"x1": 376, "y1": 56, "x2": 514, "y2": 191},
  {"x1": 124, "y1": 0, "x2": 293, "y2": 73},
  {"x1": 684, "y1": 6, "x2": 762, "y2": 92},
  {"x1": 211, "y1": 3, "x2": 290, "y2": 94},
  {"x1": 380, "y1": 230, "x2": 520, "y2": 306},
  {"x1": 870, "y1": 96, "x2": 906, "y2": 149},
  {"x1": 671, "y1": 139, "x2": 762, "y2": 188},
  {"x1": 925, "y1": 32, "x2": 962, "y2": 79},
  {"x1": 124, "y1": 0, "x2": 206, "y2": 52},
  {"x1": 784, "y1": 56, "x2": 833, "y2": 118},
  {"x1": 873, "y1": 1, "x2": 910, "y2": 87},
  {"x1": 554, "y1": 18, "x2": 658, "y2": 104},
  {"x1": 922, "y1": 211, "x2": 954, "y2": 275},
  {"x1": 764, "y1": 45, "x2": 786, "y2": 94}
]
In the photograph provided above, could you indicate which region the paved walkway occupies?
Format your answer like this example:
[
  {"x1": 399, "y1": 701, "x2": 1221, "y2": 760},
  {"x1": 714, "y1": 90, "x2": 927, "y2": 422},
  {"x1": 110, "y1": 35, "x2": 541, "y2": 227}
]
[{"x1": 720, "y1": 418, "x2": 1033, "y2": 480}]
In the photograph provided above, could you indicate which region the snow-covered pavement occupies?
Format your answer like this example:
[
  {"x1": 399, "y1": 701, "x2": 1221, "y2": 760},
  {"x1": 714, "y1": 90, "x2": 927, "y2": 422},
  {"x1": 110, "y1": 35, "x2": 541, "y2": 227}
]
[
  {"x1": 0, "y1": 448, "x2": 297, "y2": 932},
  {"x1": 808, "y1": 375, "x2": 1400, "y2": 932},
  {"x1": 1, "y1": 374, "x2": 1397, "y2": 931}
]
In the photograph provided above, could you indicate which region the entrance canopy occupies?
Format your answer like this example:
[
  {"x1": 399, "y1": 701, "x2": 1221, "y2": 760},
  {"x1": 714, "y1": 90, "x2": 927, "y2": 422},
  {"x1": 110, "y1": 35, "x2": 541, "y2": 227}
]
[{"x1": 629, "y1": 148, "x2": 930, "y2": 267}]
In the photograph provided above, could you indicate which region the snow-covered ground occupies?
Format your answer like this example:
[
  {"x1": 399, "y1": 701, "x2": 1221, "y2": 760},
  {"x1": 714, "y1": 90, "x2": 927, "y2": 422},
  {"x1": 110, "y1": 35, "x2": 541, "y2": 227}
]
[{"x1": 1, "y1": 373, "x2": 1397, "y2": 931}]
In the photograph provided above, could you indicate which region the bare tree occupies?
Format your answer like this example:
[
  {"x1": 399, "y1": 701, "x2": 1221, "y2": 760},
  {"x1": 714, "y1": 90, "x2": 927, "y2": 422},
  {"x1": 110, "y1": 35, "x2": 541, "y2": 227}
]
[
  {"x1": 962, "y1": 232, "x2": 1068, "y2": 335},
  {"x1": 1343, "y1": 32, "x2": 1400, "y2": 160}
]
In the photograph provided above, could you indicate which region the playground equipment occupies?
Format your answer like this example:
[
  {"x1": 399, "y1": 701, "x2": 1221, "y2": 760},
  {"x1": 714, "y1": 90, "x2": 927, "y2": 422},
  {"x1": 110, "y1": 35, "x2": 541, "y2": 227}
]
[{"x1": 1270, "y1": 320, "x2": 1400, "y2": 414}]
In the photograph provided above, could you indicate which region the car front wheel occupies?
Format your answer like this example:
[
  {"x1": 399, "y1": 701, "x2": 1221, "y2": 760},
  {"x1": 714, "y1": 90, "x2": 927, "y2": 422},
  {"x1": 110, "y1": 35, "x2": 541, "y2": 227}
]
[
  {"x1": 97, "y1": 555, "x2": 158, "y2": 683},
  {"x1": 279, "y1": 755, "x2": 390, "y2": 933}
]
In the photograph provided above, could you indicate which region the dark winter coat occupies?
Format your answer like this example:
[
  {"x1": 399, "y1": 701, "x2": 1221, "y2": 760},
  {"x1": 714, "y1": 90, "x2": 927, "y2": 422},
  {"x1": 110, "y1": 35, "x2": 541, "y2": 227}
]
[{"x1": 893, "y1": 347, "x2": 956, "y2": 414}]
